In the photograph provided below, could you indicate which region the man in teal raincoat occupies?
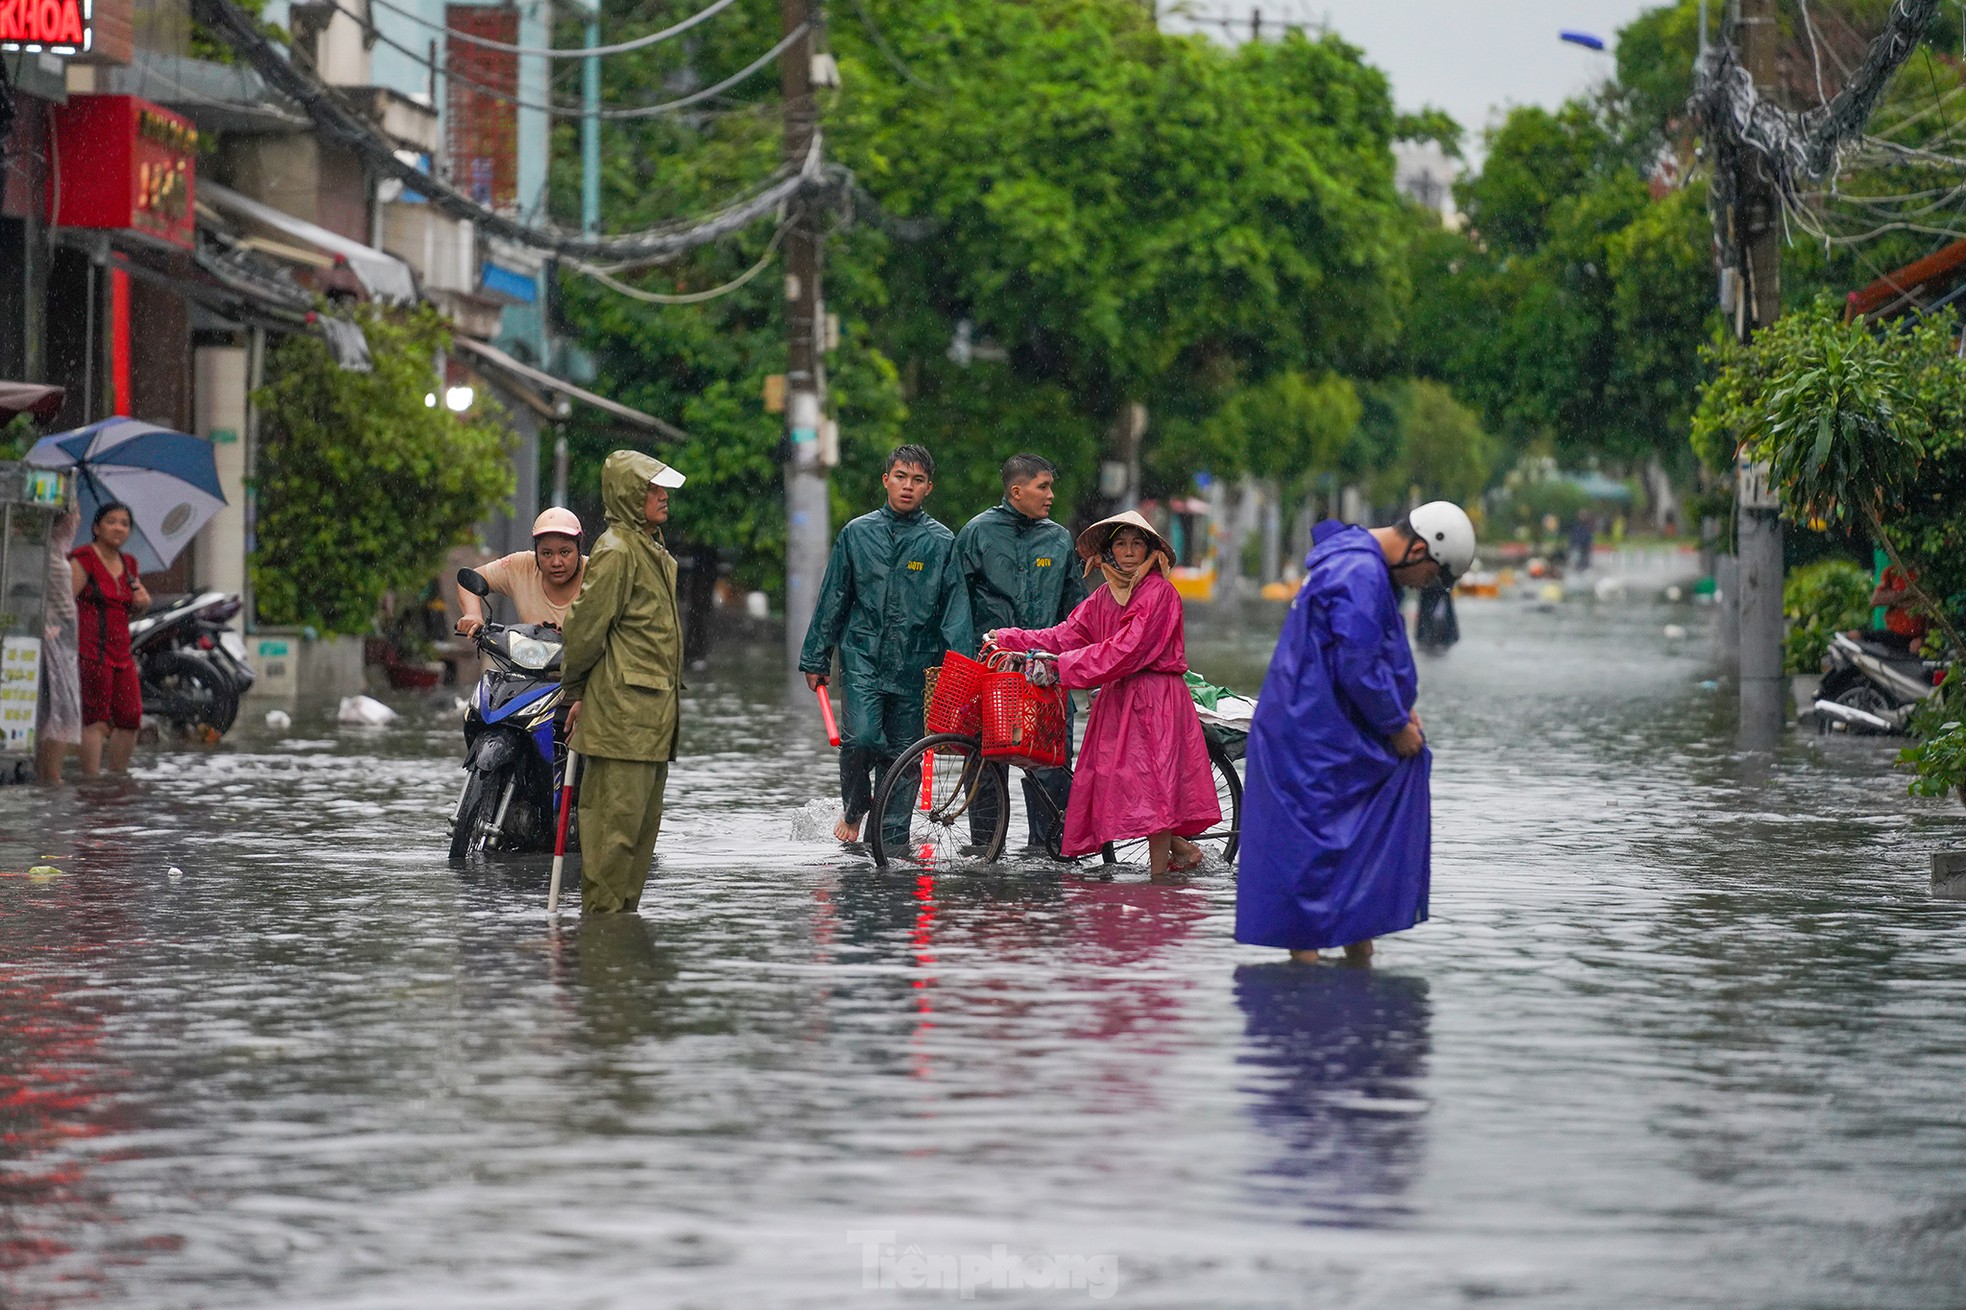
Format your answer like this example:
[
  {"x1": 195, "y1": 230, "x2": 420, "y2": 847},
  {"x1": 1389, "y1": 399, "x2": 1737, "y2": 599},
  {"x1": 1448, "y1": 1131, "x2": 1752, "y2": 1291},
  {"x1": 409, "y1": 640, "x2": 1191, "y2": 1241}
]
[
  {"x1": 801, "y1": 444, "x2": 975, "y2": 844},
  {"x1": 956, "y1": 453, "x2": 1084, "y2": 849}
]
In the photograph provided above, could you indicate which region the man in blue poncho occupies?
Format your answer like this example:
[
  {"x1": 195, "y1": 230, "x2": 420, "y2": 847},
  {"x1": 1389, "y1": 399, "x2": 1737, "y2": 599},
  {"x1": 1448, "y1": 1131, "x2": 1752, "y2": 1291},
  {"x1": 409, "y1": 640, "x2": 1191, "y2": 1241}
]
[{"x1": 1237, "y1": 502, "x2": 1477, "y2": 964}]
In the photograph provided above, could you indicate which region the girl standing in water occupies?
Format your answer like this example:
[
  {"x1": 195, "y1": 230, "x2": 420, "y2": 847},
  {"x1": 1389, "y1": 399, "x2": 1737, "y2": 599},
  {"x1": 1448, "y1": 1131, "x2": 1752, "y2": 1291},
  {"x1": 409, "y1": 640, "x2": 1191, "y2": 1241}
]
[
  {"x1": 36, "y1": 507, "x2": 82, "y2": 783},
  {"x1": 986, "y1": 511, "x2": 1219, "y2": 874},
  {"x1": 70, "y1": 502, "x2": 150, "y2": 775}
]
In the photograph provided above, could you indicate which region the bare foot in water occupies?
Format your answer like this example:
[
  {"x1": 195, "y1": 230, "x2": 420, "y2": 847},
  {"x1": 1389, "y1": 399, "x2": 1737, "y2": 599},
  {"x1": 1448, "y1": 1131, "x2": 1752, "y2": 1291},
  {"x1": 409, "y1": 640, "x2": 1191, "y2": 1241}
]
[
  {"x1": 1341, "y1": 939, "x2": 1374, "y2": 965},
  {"x1": 834, "y1": 816, "x2": 863, "y2": 843},
  {"x1": 1168, "y1": 837, "x2": 1204, "y2": 871},
  {"x1": 1289, "y1": 949, "x2": 1324, "y2": 965}
]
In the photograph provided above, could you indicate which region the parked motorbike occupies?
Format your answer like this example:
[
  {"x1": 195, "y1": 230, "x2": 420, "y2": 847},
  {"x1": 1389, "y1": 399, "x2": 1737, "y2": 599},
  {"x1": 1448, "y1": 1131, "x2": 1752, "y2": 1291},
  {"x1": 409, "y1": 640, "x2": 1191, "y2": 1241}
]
[
  {"x1": 1813, "y1": 630, "x2": 1949, "y2": 734},
  {"x1": 450, "y1": 567, "x2": 574, "y2": 859},
  {"x1": 131, "y1": 591, "x2": 254, "y2": 739}
]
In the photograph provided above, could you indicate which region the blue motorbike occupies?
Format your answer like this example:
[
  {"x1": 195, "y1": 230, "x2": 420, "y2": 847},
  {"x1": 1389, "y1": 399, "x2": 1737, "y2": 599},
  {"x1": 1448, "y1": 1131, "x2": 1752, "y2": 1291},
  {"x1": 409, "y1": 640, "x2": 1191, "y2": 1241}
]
[{"x1": 449, "y1": 567, "x2": 575, "y2": 860}]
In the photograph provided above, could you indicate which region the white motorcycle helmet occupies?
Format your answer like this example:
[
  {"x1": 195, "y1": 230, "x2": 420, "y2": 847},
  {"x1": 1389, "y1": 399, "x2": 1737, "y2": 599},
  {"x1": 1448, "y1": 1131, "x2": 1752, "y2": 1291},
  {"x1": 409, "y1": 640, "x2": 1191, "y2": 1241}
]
[{"x1": 1407, "y1": 501, "x2": 1477, "y2": 583}]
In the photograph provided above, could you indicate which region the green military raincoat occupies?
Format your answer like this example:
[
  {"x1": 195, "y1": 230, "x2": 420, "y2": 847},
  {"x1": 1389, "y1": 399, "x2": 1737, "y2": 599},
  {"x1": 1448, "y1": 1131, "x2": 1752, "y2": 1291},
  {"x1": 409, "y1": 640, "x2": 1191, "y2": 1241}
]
[
  {"x1": 955, "y1": 500, "x2": 1085, "y2": 635},
  {"x1": 561, "y1": 450, "x2": 683, "y2": 762},
  {"x1": 799, "y1": 504, "x2": 973, "y2": 772}
]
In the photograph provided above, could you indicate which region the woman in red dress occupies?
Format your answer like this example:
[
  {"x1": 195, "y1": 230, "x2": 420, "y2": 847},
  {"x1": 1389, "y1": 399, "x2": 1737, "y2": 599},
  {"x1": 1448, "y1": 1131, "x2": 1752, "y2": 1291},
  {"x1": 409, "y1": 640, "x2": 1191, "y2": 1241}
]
[{"x1": 70, "y1": 502, "x2": 150, "y2": 774}]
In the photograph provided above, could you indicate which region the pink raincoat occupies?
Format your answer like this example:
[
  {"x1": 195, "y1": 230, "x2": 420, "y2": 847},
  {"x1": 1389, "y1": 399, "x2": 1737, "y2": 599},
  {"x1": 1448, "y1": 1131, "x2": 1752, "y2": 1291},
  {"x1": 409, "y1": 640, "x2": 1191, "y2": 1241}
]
[{"x1": 993, "y1": 571, "x2": 1220, "y2": 857}]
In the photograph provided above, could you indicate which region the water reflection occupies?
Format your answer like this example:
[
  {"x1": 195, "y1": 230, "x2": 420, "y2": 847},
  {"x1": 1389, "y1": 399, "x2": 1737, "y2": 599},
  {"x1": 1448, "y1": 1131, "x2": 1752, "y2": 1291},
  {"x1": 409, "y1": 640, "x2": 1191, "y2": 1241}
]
[
  {"x1": 1064, "y1": 877, "x2": 1206, "y2": 1043},
  {"x1": 1233, "y1": 964, "x2": 1432, "y2": 1226}
]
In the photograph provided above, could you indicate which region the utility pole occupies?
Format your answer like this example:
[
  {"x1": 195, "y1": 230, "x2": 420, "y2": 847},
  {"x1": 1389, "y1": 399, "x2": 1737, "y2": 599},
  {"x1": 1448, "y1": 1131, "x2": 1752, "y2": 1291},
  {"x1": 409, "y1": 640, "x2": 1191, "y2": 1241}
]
[
  {"x1": 552, "y1": 0, "x2": 601, "y2": 511},
  {"x1": 780, "y1": 0, "x2": 829, "y2": 668},
  {"x1": 582, "y1": 5, "x2": 600, "y2": 235},
  {"x1": 1733, "y1": 0, "x2": 1787, "y2": 745}
]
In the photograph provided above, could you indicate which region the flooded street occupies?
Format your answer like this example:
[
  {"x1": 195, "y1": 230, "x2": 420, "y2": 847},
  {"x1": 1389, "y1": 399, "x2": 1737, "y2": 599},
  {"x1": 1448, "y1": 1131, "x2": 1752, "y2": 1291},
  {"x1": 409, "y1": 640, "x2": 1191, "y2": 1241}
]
[{"x1": 4, "y1": 596, "x2": 1965, "y2": 1309}]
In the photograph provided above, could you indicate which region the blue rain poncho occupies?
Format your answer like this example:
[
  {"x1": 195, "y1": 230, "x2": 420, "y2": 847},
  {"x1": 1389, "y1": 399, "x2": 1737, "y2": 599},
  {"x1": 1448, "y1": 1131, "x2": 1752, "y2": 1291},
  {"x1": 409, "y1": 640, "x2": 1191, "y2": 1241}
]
[{"x1": 1237, "y1": 522, "x2": 1431, "y2": 952}]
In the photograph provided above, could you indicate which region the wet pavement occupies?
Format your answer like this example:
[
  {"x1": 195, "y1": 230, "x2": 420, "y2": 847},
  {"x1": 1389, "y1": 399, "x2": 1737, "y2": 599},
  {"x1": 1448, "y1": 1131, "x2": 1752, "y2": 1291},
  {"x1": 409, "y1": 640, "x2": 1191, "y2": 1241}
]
[{"x1": 3, "y1": 594, "x2": 1964, "y2": 1308}]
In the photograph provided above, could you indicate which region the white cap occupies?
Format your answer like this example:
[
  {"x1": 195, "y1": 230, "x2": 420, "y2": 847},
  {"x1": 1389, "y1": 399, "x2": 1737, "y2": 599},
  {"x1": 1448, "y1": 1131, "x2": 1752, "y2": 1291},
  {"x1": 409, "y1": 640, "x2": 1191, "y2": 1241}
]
[{"x1": 648, "y1": 463, "x2": 686, "y2": 488}]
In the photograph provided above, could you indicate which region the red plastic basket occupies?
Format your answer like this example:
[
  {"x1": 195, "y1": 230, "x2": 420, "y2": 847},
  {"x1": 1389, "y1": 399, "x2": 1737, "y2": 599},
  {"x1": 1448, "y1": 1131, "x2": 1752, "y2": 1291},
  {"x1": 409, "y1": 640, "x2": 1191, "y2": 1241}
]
[
  {"x1": 925, "y1": 650, "x2": 988, "y2": 737},
  {"x1": 980, "y1": 657, "x2": 1069, "y2": 770}
]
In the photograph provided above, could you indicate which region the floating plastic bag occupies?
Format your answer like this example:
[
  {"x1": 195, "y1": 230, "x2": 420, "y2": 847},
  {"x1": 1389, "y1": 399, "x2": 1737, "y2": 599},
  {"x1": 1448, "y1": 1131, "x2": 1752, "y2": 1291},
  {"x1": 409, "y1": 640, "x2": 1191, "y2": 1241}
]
[{"x1": 337, "y1": 695, "x2": 398, "y2": 726}]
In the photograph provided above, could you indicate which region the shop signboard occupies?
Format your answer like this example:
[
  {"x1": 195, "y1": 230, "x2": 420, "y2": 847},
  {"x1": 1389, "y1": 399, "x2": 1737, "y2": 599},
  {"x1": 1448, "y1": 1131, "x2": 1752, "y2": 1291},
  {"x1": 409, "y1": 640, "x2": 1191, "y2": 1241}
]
[
  {"x1": 0, "y1": 0, "x2": 91, "y2": 54},
  {"x1": 47, "y1": 95, "x2": 197, "y2": 249},
  {"x1": 1, "y1": 636, "x2": 40, "y2": 755}
]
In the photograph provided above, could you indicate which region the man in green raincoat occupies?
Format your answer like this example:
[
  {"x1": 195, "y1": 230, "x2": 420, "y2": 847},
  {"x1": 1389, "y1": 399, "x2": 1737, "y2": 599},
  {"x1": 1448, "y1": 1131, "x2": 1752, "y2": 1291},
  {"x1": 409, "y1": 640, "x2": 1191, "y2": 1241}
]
[
  {"x1": 956, "y1": 453, "x2": 1084, "y2": 849},
  {"x1": 561, "y1": 450, "x2": 686, "y2": 913},
  {"x1": 801, "y1": 443, "x2": 974, "y2": 845}
]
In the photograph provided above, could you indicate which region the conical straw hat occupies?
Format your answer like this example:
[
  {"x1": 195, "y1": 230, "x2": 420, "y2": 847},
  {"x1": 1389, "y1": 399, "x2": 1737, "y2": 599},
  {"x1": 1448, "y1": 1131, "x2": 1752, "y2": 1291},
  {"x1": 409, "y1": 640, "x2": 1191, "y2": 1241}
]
[{"x1": 1074, "y1": 509, "x2": 1172, "y2": 564}]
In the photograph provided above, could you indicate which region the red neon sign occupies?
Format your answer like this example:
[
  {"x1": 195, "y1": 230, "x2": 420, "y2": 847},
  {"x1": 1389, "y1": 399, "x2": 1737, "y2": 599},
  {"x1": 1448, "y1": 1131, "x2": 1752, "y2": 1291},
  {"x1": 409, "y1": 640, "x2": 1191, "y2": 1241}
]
[{"x1": 0, "y1": 0, "x2": 92, "y2": 54}]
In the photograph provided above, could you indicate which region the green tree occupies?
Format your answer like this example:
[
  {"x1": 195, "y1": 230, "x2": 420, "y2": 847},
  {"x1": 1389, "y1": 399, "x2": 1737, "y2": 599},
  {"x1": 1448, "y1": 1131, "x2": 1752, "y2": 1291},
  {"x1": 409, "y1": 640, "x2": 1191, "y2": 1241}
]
[
  {"x1": 833, "y1": 0, "x2": 1411, "y2": 482},
  {"x1": 554, "y1": 0, "x2": 1417, "y2": 593},
  {"x1": 253, "y1": 307, "x2": 514, "y2": 634},
  {"x1": 1693, "y1": 296, "x2": 1966, "y2": 654}
]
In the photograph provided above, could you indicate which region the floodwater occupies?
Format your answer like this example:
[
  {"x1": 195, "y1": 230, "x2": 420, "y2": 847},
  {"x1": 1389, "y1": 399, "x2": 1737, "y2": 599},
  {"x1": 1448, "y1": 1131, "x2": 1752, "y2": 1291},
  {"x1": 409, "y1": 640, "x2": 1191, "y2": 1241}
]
[{"x1": 3, "y1": 593, "x2": 1964, "y2": 1309}]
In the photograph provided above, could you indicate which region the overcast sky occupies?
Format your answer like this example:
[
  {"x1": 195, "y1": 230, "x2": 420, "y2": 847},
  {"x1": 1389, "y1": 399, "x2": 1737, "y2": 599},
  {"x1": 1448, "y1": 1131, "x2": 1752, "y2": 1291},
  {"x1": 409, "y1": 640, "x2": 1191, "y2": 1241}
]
[{"x1": 1164, "y1": 0, "x2": 1665, "y2": 160}]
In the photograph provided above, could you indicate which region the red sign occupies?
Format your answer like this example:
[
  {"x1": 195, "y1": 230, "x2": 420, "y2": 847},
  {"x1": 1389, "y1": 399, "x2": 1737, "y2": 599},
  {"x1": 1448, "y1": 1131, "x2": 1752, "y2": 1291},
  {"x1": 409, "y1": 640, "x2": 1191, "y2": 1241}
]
[
  {"x1": 47, "y1": 96, "x2": 197, "y2": 250},
  {"x1": 0, "y1": 0, "x2": 91, "y2": 53}
]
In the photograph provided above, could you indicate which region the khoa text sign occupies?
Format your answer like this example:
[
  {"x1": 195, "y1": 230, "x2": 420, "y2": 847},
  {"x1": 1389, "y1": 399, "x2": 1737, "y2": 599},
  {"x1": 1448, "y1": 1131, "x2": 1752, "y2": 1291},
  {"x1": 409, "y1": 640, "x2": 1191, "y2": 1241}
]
[{"x1": 0, "y1": 0, "x2": 92, "y2": 54}]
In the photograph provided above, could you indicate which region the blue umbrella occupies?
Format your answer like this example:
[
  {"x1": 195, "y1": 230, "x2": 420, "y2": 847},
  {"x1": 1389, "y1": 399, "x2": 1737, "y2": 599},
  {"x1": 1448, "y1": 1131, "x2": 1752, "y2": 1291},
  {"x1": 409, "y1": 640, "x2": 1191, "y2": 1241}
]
[{"x1": 26, "y1": 417, "x2": 227, "y2": 572}]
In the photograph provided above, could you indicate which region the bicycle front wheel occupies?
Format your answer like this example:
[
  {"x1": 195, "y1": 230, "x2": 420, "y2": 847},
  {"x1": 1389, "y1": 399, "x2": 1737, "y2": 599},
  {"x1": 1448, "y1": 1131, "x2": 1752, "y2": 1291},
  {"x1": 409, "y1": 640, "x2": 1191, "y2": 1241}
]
[{"x1": 869, "y1": 735, "x2": 1010, "y2": 869}]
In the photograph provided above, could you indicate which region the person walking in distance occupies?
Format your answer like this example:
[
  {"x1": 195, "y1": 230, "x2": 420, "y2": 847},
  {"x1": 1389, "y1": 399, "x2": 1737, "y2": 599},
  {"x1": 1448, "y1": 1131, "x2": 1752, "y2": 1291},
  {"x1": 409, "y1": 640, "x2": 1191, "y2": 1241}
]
[
  {"x1": 560, "y1": 451, "x2": 687, "y2": 914},
  {"x1": 70, "y1": 502, "x2": 150, "y2": 775},
  {"x1": 955, "y1": 454, "x2": 1085, "y2": 851},
  {"x1": 800, "y1": 444, "x2": 974, "y2": 848},
  {"x1": 1236, "y1": 503, "x2": 1475, "y2": 964}
]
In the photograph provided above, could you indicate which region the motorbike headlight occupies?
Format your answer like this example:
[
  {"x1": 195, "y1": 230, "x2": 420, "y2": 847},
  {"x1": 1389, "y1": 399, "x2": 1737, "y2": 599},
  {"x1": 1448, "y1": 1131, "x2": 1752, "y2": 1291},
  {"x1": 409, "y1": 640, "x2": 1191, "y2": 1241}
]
[{"x1": 506, "y1": 634, "x2": 556, "y2": 670}]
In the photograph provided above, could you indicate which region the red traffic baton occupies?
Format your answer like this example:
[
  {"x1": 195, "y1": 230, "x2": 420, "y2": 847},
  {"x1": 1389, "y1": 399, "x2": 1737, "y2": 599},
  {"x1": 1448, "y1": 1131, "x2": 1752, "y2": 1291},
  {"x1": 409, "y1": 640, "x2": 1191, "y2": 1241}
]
[
  {"x1": 548, "y1": 748, "x2": 580, "y2": 915},
  {"x1": 815, "y1": 685, "x2": 840, "y2": 747}
]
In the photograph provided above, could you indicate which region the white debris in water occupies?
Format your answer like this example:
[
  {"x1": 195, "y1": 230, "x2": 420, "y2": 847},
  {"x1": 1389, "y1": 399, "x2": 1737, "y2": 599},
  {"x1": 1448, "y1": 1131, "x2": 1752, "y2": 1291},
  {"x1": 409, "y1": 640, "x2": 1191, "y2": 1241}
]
[
  {"x1": 337, "y1": 695, "x2": 397, "y2": 726},
  {"x1": 1663, "y1": 624, "x2": 1688, "y2": 641},
  {"x1": 167, "y1": 866, "x2": 184, "y2": 882},
  {"x1": 790, "y1": 797, "x2": 846, "y2": 841},
  {"x1": 1593, "y1": 576, "x2": 1627, "y2": 601},
  {"x1": 1665, "y1": 584, "x2": 1684, "y2": 602},
  {"x1": 264, "y1": 709, "x2": 292, "y2": 730}
]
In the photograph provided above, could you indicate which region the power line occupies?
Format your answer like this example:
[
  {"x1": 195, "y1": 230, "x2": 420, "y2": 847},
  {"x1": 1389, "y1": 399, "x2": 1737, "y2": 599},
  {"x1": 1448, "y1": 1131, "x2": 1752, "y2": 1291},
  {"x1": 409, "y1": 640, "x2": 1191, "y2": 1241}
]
[
  {"x1": 329, "y1": 0, "x2": 807, "y2": 120},
  {"x1": 571, "y1": 217, "x2": 789, "y2": 299},
  {"x1": 1691, "y1": 0, "x2": 1941, "y2": 271},
  {"x1": 846, "y1": 0, "x2": 939, "y2": 91},
  {"x1": 369, "y1": 0, "x2": 739, "y2": 58},
  {"x1": 191, "y1": 0, "x2": 833, "y2": 262}
]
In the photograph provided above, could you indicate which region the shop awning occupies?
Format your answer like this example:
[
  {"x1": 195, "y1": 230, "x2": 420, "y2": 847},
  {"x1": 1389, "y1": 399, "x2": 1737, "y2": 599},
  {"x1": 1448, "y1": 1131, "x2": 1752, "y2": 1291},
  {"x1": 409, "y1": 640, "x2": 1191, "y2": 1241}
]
[
  {"x1": 450, "y1": 336, "x2": 688, "y2": 441},
  {"x1": 0, "y1": 383, "x2": 66, "y2": 425},
  {"x1": 201, "y1": 183, "x2": 418, "y2": 304},
  {"x1": 1845, "y1": 236, "x2": 1966, "y2": 322}
]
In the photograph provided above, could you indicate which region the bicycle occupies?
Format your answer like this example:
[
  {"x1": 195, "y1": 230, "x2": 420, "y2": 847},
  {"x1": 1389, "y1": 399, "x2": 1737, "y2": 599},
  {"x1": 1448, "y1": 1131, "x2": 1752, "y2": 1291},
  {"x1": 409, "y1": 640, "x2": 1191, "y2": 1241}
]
[{"x1": 865, "y1": 655, "x2": 1243, "y2": 869}]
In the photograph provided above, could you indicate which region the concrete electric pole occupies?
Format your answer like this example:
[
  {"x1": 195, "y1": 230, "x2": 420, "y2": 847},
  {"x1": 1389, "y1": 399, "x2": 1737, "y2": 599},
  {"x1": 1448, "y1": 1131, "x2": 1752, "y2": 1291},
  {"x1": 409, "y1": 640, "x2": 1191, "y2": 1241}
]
[
  {"x1": 780, "y1": 0, "x2": 829, "y2": 668},
  {"x1": 1733, "y1": 0, "x2": 1787, "y2": 744}
]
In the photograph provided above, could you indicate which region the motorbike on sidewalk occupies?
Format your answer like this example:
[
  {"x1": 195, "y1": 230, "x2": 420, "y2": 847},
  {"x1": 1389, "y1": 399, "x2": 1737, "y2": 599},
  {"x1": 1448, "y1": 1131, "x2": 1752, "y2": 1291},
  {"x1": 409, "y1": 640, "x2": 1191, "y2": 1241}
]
[
  {"x1": 449, "y1": 567, "x2": 575, "y2": 859},
  {"x1": 132, "y1": 591, "x2": 254, "y2": 740},
  {"x1": 1813, "y1": 630, "x2": 1949, "y2": 735}
]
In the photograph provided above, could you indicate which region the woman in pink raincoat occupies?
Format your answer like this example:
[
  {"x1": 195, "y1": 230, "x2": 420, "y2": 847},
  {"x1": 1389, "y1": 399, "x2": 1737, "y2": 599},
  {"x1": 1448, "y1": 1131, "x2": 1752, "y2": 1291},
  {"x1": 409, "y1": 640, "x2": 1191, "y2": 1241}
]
[{"x1": 986, "y1": 511, "x2": 1220, "y2": 874}]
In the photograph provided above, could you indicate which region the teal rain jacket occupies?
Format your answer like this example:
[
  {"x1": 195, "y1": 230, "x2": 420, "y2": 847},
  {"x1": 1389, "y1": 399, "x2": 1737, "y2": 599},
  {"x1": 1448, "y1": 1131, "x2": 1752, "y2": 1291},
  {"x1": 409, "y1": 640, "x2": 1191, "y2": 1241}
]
[
  {"x1": 955, "y1": 501, "x2": 1085, "y2": 636},
  {"x1": 799, "y1": 504, "x2": 975, "y2": 696}
]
